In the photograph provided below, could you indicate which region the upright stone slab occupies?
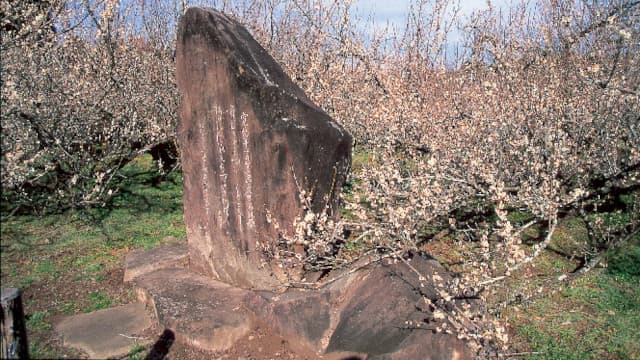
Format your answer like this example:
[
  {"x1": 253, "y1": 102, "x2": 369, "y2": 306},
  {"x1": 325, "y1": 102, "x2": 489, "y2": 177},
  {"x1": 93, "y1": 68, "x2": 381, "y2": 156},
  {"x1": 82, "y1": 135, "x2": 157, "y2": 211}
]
[{"x1": 176, "y1": 8, "x2": 352, "y2": 289}]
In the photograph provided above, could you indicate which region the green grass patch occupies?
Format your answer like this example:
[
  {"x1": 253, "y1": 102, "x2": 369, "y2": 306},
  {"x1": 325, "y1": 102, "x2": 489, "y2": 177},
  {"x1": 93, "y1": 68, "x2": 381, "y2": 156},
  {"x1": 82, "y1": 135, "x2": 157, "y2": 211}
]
[
  {"x1": 533, "y1": 251, "x2": 575, "y2": 274},
  {"x1": 0, "y1": 154, "x2": 185, "y2": 357},
  {"x1": 84, "y1": 262, "x2": 104, "y2": 273},
  {"x1": 507, "y1": 209, "x2": 535, "y2": 225},
  {"x1": 26, "y1": 311, "x2": 51, "y2": 331},
  {"x1": 127, "y1": 344, "x2": 147, "y2": 360},
  {"x1": 35, "y1": 260, "x2": 57, "y2": 276},
  {"x1": 84, "y1": 291, "x2": 112, "y2": 312},
  {"x1": 61, "y1": 302, "x2": 78, "y2": 314},
  {"x1": 1, "y1": 154, "x2": 185, "y2": 255},
  {"x1": 515, "y1": 267, "x2": 640, "y2": 359},
  {"x1": 591, "y1": 211, "x2": 631, "y2": 229},
  {"x1": 518, "y1": 324, "x2": 585, "y2": 359},
  {"x1": 606, "y1": 237, "x2": 640, "y2": 276},
  {"x1": 18, "y1": 275, "x2": 37, "y2": 287},
  {"x1": 28, "y1": 341, "x2": 59, "y2": 359},
  {"x1": 351, "y1": 147, "x2": 377, "y2": 172}
]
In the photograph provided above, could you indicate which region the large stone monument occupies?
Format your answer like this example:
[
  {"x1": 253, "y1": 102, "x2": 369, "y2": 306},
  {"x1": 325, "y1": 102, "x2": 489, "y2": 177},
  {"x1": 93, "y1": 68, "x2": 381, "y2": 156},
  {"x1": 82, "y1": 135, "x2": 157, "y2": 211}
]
[
  {"x1": 176, "y1": 7, "x2": 352, "y2": 289},
  {"x1": 124, "y1": 7, "x2": 481, "y2": 358}
]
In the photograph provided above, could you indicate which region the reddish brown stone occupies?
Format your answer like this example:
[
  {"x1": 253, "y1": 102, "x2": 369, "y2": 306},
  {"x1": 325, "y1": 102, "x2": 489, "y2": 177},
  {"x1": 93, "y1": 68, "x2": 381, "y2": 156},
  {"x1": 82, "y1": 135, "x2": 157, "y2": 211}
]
[
  {"x1": 124, "y1": 243, "x2": 189, "y2": 282},
  {"x1": 238, "y1": 252, "x2": 477, "y2": 358},
  {"x1": 245, "y1": 289, "x2": 333, "y2": 351},
  {"x1": 126, "y1": 244, "x2": 479, "y2": 356},
  {"x1": 176, "y1": 7, "x2": 352, "y2": 289},
  {"x1": 384, "y1": 331, "x2": 473, "y2": 360},
  {"x1": 133, "y1": 268, "x2": 253, "y2": 352},
  {"x1": 324, "y1": 252, "x2": 475, "y2": 359},
  {"x1": 130, "y1": 7, "x2": 479, "y2": 358}
]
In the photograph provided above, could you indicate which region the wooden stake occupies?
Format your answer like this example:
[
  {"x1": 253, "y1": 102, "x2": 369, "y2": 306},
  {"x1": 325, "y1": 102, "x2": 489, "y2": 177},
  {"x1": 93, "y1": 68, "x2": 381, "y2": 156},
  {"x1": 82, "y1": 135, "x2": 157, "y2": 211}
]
[{"x1": 1, "y1": 288, "x2": 29, "y2": 359}]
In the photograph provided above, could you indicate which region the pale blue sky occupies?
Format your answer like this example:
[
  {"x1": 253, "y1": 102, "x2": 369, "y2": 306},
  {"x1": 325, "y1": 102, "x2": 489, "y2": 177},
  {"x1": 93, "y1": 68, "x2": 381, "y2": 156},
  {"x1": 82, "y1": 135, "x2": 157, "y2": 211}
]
[
  {"x1": 352, "y1": 0, "x2": 509, "y2": 31},
  {"x1": 351, "y1": 0, "x2": 511, "y2": 62}
]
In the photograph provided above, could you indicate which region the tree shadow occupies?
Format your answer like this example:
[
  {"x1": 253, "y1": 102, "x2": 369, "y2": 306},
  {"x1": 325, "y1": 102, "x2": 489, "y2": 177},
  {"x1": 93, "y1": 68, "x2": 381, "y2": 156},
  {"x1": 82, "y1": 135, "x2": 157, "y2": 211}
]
[{"x1": 144, "y1": 329, "x2": 175, "y2": 360}]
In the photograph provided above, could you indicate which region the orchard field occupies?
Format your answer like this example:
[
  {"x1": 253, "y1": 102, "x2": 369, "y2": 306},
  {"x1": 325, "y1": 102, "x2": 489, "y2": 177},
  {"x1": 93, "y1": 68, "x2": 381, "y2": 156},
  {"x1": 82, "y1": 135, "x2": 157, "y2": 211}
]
[{"x1": 1, "y1": 0, "x2": 639, "y2": 358}]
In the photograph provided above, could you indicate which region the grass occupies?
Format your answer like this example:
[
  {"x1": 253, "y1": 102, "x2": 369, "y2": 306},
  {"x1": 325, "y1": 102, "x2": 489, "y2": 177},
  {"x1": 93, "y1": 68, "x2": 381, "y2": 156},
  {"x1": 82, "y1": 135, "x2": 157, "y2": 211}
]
[
  {"x1": 35, "y1": 260, "x2": 57, "y2": 277},
  {"x1": 607, "y1": 240, "x2": 640, "y2": 276},
  {"x1": 0, "y1": 154, "x2": 185, "y2": 358},
  {"x1": 501, "y1": 193, "x2": 640, "y2": 359},
  {"x1": 507, "y1": 209, "x2": 536, "y2": 225},
  {"x1": 83, "y1": 291, "x2": 113, "y2": 312},
  {"x1": 350, "y1": 147, "x2": 378, "y2": 173},
  {"x1": 29, "y1": 341, "x2": 59, "y2": 360},
  {"x1": 26, "y1": 310, "x2": 51, "y2": 331},
  {"x1": 128, "y1": 344, "x2": 148, "y2": 360},
  {"x1": 1, "y1": 154, "x2": 185, "y2": 282},
  {"x1": 508, "y1": 239, "x2": 640, "y2": 359},
  {"x1": 61, "y1": 302, "x2": 78, "y2": 314}
]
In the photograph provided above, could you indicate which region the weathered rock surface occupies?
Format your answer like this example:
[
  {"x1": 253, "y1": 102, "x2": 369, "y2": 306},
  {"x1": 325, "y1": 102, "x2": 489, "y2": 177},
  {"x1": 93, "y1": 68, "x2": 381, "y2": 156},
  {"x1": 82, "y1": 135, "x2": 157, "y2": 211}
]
[
  {"x1": 133, "y1": 268, "x2": 253, "y2": 352},
  {"x1": 176, "y1": 7, "x2": 352, "y2": 289},
  {"x1": 128, "y1": 244, "x2": 477, "y2": 358},
  {"x1": 55, "y1": 303, "x2": 152, "y2": 359},
  {"x1": 245, "y1": 289, "x2": 334, "y2": 351},
  {"x1": 247, "y1": 252, "x2": 475, "y2": 359},
  {"x1": 124, "y1": 243, "x2": 189, "y2": 282},
  {"x1": 324, "y1": 252, "x2": 474, "y2": 359}
]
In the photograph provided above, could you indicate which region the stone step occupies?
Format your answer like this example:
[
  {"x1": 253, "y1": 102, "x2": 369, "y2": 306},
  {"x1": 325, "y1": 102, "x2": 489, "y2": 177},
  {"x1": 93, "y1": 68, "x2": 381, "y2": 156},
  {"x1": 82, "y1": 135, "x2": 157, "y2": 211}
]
[
  {"x1": 124, "y1": 243, "x2": 189, "y2": 283},
  {"x1": 55, "y1": 303, "x2": 153, "y2": 359},
  {"x1": 132, "y1": 267, "x2": 253, "y2": 353}
]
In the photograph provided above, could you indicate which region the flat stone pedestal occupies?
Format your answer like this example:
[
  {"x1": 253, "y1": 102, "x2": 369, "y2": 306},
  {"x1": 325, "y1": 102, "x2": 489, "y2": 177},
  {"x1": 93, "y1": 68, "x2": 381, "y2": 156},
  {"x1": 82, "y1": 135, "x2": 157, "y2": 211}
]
[
  {"x1": 55, "y1": 303, "x2": 153, "y2": 359},
  {"x1": 124, "y1": 242, "x2": 189, "y2": 282},
  {"x1": 134, "y1": 268, "x2": 253, "y2": 352},
  {"x1": 126, "y1": 244, "x2": 477, "y2": 359}
]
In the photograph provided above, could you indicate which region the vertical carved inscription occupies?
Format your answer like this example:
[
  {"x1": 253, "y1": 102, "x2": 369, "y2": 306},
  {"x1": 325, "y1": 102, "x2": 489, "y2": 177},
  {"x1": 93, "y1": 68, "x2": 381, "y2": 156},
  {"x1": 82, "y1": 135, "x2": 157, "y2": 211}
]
[
  {"x1": 240, "y1": 112, "x2": 256, "y2": 232},
  {"x1": 176, "y1": 7, "x2": 352, "y2": 289}
]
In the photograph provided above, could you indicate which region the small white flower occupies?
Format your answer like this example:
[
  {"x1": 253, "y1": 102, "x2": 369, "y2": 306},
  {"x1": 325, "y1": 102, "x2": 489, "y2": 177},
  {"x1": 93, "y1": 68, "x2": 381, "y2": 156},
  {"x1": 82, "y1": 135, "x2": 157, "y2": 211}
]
[{"x1": 619, "y1": 29, "x2": 631, "y2": 40}]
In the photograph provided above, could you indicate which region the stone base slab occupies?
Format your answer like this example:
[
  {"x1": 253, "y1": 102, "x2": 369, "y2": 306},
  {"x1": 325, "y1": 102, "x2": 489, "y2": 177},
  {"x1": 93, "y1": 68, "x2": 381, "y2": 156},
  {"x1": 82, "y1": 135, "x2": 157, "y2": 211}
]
[
  {"x1": 55, "y1": 303, "x2": 153, "y2": 359},
  {"x1": 124, "y1": 242, "x2": 189, "y2": 282},
  {"x1": 127, "y1": 244, "x2": 477, "y2": 358},
  {"x1": 133, "y1": 267, "x2": 253, "y2": 353}
]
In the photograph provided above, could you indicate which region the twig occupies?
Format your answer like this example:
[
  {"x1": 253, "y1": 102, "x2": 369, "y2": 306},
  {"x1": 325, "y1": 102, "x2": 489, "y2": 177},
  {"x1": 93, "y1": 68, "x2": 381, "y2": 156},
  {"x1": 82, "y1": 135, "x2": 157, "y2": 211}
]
[
  {"x1": 330, "y1": 220, "x2": 343, "y2": 242},
  {"x1": 118, "y1": 334, "x2": 148, "y2": 340},
  {"x1": 513, "y1": 218, "x2": 540, "y2": 237},
  {"x1": 287, "y1": 248, "x2": 399, "y2": 290},
  {"x1": 479, "y1": 218, "x2": 558, "y2": 286},
  {"x1": 388, "y1": 247, "x2": 479, "y2": 333},
  {"x1": 352, "y1": 229, "x2": 374, "y2": 243},
  {"x1": 478, "y1": 275, "x2": 506, "y2": 287},
  {"x1": 316, "y1": 250, "x2": 393, "y2": 288},
  {"x1": 511, "y1": 218, "x2": 558, "y2": 272},
  {"x1": 498, "y1": 351, "x2": 544, "y2": 358},
  {"x1": 416, "y1": 228, "x2": 450, "y2": 247},
  {"x1": 0, "y1": 204, "x2": 22, "y2": 221},
  {"x1": 576, "y1": 227, "x2": 639, "y2": 274}
]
